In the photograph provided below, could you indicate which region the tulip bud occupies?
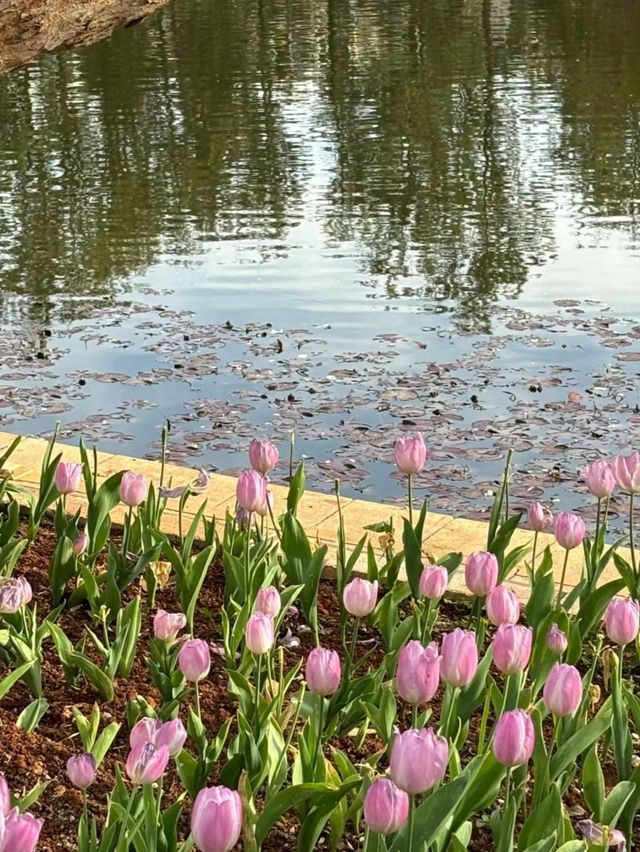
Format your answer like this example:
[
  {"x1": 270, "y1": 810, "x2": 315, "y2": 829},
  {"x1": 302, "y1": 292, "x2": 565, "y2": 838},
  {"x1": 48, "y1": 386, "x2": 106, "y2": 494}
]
[
  {"x1": 582, "y1": 460, "x2": 616, "y2": 499},
  {"x1": 305, "y1": 647, "x2": 341, "y2": 696},
  {"x1": 191, "y1": 785, "x2": 243, "y2": 852},
  {"x1": 465, "y1": 551, "x2": 498, "y2": 596},
  {"x1": 55, "y1": 461, "x2": 83, "y2": 495},
  {"x1": 245, "y1": 613, "x2": 275, "y2": 655},
  {"x1": 67, "y1": 753, "x2": 97, "y2": 789},
  {"x1": 604, "y1": 598, "x2": 640, "y2": 646},
  {"x1": 236, "y1": 470, "x2": 267, "y2": 514},
  {"x1": 389, "y1": 728, "x2": 448, "y2": 794},
  {"x1": 249, "y1": 439, "x2": 279, "y2": 476},
  {"x1": 155, "y1": 718, "x2": 188, "y2": 758},
  {"x1": 363, "y1": 779, "x2": 409, "y2": 835},
  {"x1": 235, "y1": 506, "x2": 250, "y2": 529},
  {"x1": 440, "y1": 629, "x2": 478, "y2": 687},
  {"x1": 394, "y1": 433, "x2": 427, "y2": 475},
  {"x1": 543, "y1": 662, "x2": 582, "y2": 717},
  {"x1": 612, "y1": 452, "x2": 640, "y2": 493},
  {"x1": 73, "y1": 532, "x2": 88, "y2": 557},
  {"x1": 486, "y1": 586, "x2": 520, "y2": 626},
  {"x1": 343, "y1": 578, "x2": 378, "y2": 617},
  {"x1": 178, "y1": 639, "x2": 211, "y2": 683},
  {"x1": 554, "y1": 512, "x2": 586, "y2": 550},
  {"x1": 396, "y1": 641, "x2": 440, "y2": 706},
  {"x1": 528, "y1": 501, "x2": 553, "y2": 532},
  {"x1": 492, "y1": 624, "x2": 532, "y2": 675},
  {"x1": 418, "y1": 564, "x2": 448, "y2": 599},
  {"x1": 125, "y1": 742, "x2": 170, "y2": 785},
  {"x1": 254, "y1": 586, "x2": 281, "y2": 619},
  {"x1": 153, "y1": 609, "x2": 187, "y2": 643},
  {"x1": 119, "y1": 471, "x2": 149, "y2": 507},
  {"x1": 546, "y1": 623, "x2": 568, "y2": 655},
  {"x1": 492, "y1": 710, "x2": 535, "y2": 767},
  {"x1": 2, "y1": 810, "x2": 43, "y2": 851}
]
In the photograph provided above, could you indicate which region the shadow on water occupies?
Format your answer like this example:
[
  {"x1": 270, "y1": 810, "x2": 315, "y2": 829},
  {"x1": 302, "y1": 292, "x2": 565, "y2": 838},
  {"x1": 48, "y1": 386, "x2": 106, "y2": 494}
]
[{"x1": 0, "y1": 0, "x2": 639, "y2": 522}]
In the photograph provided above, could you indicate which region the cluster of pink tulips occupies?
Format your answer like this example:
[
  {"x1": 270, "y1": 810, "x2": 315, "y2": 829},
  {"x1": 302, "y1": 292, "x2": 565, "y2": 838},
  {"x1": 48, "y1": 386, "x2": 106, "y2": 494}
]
[{"x1": 0, "y1": 428, "x2": 638, "y2": 852}]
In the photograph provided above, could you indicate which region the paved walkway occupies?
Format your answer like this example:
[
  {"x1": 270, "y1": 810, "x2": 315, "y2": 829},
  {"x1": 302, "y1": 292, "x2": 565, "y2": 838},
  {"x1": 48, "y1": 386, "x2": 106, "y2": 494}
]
[{"x1": 0, "y1": 430, "x2": 628, "y2": 601}]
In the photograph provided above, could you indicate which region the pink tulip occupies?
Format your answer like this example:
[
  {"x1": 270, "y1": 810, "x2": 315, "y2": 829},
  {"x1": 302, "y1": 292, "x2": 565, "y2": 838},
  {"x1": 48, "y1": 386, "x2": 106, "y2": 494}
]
[
  {"x1": 130, "y1": 717, "x2": 187, "y2": 758},
  {"x1": 55, "y1": 461, "x2": 83, "y2": 495},
  {"x1": 73, "y1": 532, "x2": 87, "y2": 557},
  {"x1": 546, "y1": 624, "x2": 568, "y2": 655},
  {"x1": 441, "y1": 629, "x2": 478, "y2": 687},
  {"x1": 254, "y1": 487, "x2": 274, "y2": 519},
  {"x1": 554, "y1": 512, "x2": 586, "y2": 550},
  {"x1": 305, "y1": 647, "x2": 341, "y2": 696},
  {"x1": 486, "y1": 586, "x2": 520, "y2": 626},
  {"x1": 396, "y1": 641, "x2": 440, "y2": 706},
  {"x1": 343, "y1": 578, "x2": 378, "y2": 617},
  {"x1": 245, "y1": 613, "x2": 275, "y2": 655},
  {"x1": 465, "y1": 551, "x2": 498, "y2": 596},
  {"x1": 236, "y1": 470, "x2": 267, "y2": 514},
  {"x1": 363, "y1": 779, "x2": 410, "y2": 835},
  {"x1": 612, "y1": 452, "x2": 640, "y2": 493},
  {"x1": 155, "y1": 719, "x2": 188, "y2": 758},
  {"x1": 191, "y1": 785, "x2": 243, "y2": 852},
  {"x1": 178, "y1": 639, "x2": 211, "y2": 683},
  {"x1": 419, "y1": 565, "x2": 448, "y2": 599},
  {"x1": 0, "y1": 577, "x2": 32, "y2": 614},
  {"x1": 125, "y1": 742, "x2": 169, "y2": 785},
  {"x1": 130, "y1": 717, "x2": 162, "y2": 750},
  {"x1": 492, "y1": 624, "x2": 532, "y2": 675},
  {"x1": 577, "y1": 820, "x2": 626, "y2": 849},
  {"x1": 119, "y1": 471, "x2": 149, "y2": 507},
  {"x1": 254, "y1": 587, "x2": 281, "y2": 619},
  {"x1": 528, "y1": 501, "x2": 553, "y2": 532},
  {"x1": 389, "y1": 728, "x2": 448, "y2": 794},
  {"x1": 582, "y1": 460, "x2": 616, "y2": 499},
  {"x1": 604, "y1": 598, "x2": 640, "y2": 646},
  {"x1": 248, "y1": 439, "x2": 279, "y2": 476},
  {"x1": 0, "y1": 777, "x2": 9, "y2": 814},
  {"x1": 1, "y1": 809, "x2": 43, "y2": 852},
  {"x1": 66, "y1": 753, "x2": 97, "y2": 789},
  {"x1": 394, "y1": 433, "x2": 427, "y2": 475},
  {"x1": 492, "y1": 710, "x2": 535, "y2": 766},
  {"x1": 153, "y1": 609, "x2": 187, "y2": 643},
  {"x1": 543, "y1": 663, "x2": 582, "y2": 717}
]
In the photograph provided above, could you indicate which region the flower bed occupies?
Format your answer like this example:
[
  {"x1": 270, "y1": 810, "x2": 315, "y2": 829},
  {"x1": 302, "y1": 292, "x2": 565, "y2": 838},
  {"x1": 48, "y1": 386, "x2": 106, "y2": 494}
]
[{"x1": 0, "y1": 431, "x2": 639, "y2": 852}]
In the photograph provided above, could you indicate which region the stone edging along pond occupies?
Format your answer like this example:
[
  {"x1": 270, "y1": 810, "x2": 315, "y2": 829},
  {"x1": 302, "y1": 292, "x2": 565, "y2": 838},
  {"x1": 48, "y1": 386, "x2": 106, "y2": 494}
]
[{"x1": 0, "y1": 429, "x2": 626, "y2": 603}]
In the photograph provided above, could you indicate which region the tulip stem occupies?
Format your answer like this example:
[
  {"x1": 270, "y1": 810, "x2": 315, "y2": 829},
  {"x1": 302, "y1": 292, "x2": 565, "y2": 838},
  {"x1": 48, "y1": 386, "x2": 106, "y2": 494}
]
[
  {"x1": 421, "y1": 599, "x2": 433, "y2": 644},
  {"x1": 407, "y1": 475, "x2": 414, "y2": 527},
  {"x1": 267, "y1": 497, "x2": 282, "y2": 543},
  {"x1": 115, "y1": 790, "x2": 135, "y2": 851},
  {"x1": 244, "y1": 514, "x2": 252, "y2": 598},
  {"x1": 345, "y1": 618, "x2": 360, "y2": 680},
  {"x1": 312, "y1": 695, "x2": 325, "y2": 777},
  {"x1": 195, "y1": 682, "x2": 201, "y2": 721},
  {"x1": 412, "y1": 704, "x2": 419, "y2": 729},
  {"x1": 442, "y1": 686, "x2": 459, "y2": 739},
  {"x1": 556, "y1": 550, "x2": 570, "y2": 609},
  {"x1": 408, "y1": 795, "x2": 415, "y2": 851},
  {"x1": 503, "y1": 768, "x2": 512, "y2": 817},
  {"x1": 255, "y1": 654, "x2": 263, "y2": 722},
  {"x1": 530, "y1": 531, "x2": 538, "y2": 585}
]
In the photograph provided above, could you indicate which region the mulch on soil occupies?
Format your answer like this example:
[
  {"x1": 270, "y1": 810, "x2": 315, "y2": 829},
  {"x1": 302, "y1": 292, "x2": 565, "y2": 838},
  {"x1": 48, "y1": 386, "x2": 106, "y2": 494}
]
[{"x1": 0, "y1": 521, "x2": 633, "y2": 850}]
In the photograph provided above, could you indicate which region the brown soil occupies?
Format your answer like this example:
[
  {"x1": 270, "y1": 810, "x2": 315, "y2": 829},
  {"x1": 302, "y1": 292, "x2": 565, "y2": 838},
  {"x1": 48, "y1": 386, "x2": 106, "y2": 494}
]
[{"x1": 0, "y1": 520, "x2": 631, "y2": 851}]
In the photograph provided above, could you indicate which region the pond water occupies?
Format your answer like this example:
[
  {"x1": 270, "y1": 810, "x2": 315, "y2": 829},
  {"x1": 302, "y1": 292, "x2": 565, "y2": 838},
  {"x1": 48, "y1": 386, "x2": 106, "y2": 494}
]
[{"x1": 0, "y1": 0, "x2": 639, "y2": 527}]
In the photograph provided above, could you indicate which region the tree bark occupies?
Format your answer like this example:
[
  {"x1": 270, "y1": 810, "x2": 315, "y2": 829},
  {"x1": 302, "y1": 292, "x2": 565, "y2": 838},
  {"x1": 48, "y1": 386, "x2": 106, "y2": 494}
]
[{"x1": 0, "y1": 0, "x2": 171, "y2": 75}]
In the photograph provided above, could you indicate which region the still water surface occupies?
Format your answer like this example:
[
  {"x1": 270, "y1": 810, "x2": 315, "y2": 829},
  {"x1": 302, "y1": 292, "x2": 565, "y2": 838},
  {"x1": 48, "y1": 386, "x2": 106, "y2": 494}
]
[{"x1": 0, "y1": 0, "x2": 639, "y2": 522}]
